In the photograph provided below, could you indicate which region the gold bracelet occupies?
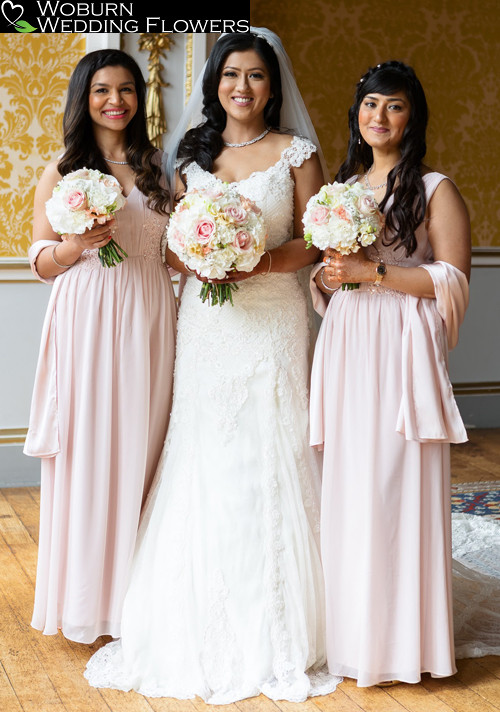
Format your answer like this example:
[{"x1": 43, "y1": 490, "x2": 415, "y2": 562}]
[
  {"x1": 265, "y1": 250, "x2": 272, "y2": 275},
  {"x1": 319, "y1": 266, "x2": 336, "y2": 293},
  {"x1": 52, "y1": 244, "x2": 75, "y2": 269}
]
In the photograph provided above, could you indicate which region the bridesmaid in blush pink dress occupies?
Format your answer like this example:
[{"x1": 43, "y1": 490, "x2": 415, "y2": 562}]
[
  {"x1": 24, "y1": 50, "x2": 176, "y2": 644},
  {"x1": 309, "y1": 62, "x2": 471, "y2": 686}
]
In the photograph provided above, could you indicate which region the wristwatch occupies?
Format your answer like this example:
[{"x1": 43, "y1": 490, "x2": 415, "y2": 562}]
[{"x1": 374, "y1": 261, "x2": 386, "y2": 285}]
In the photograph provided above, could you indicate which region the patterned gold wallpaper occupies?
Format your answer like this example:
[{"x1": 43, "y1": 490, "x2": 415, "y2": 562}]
[
  {"x1": 0, "y1": 33, "x2": 86, "y2": 258},
  {"x1": 251, "y1": 0, "x2": 499, "y2": 247}
]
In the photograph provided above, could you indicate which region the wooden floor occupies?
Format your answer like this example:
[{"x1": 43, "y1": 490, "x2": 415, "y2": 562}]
[{"x1": 1, "y1": 429, "x2": 499, "y2": 712}]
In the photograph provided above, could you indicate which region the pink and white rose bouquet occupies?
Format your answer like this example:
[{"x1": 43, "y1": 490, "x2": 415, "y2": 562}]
[
  {"x1": 167, "y1": 184, "x2": 268, "y2": 306},
  {"x1": 302, "y1": 181, "x2": 385, "y2": 289},
  {"x1": 45, "y1": 168, "x2": 128, "y2": 267}
]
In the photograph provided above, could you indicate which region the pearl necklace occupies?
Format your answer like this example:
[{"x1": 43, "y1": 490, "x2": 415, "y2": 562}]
[
  {"x1": 224, "y1": 128, "x2": 270, "y2": 148},
  {"x1": 105, "y1": 157, "x2": 129, "y2": 165},
  {"x1": 364, "y1": 167, "x2": 387, "y2": 191}
]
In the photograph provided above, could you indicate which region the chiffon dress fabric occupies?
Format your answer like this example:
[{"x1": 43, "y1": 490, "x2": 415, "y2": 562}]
[
  {"x1": 24, "y1": 182, "x2": 177, "y2": 644},
  {"x1": 84, "y1": 136, "x2": 341, "y2": 703},
  {"x1": 310, "y1": 172, "x2": 470, "y2": 686}
]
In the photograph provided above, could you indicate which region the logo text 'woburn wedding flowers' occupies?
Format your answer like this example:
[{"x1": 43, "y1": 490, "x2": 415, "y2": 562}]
[{"x1": 0, "y1": 0, "x2": 250, "y2": 32}]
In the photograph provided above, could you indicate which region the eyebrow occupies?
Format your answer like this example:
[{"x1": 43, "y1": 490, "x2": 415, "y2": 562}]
[
  {"x1": 223, "y1": 65, "x2": 267, "y2": 71},
  {"x1": 90, "y1": 81, "x2": 135, "y2": 88},
  {"x1": 365, "y1": 94, "x2": 407, "y2": 103}
]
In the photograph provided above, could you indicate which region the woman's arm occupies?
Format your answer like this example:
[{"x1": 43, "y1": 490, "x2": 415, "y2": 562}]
[
  {"x1": 32, "y1": 162, "x2": 116, "y2": 280},
  {"x1": 216, "y1": 150, "x2": 325, "y2": 283},
  {"x1": 317, "y1": 177, "x2": 471, "y2": 297},
  {"x1": 268, "y1": 150, "x2": 324, "y2": 273}
]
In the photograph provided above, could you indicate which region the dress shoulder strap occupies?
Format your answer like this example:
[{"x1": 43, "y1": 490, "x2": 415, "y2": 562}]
[
  {"x1": 281, "y1": 135, "x2": 317, "y2": 169},
  {"x1": 423, "y1": 172, "x2": 454, "y2": 201}
]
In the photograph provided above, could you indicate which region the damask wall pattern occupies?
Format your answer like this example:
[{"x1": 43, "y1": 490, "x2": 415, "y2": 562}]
[
  {"x1": 251, "y1": 0, "x2": 499, "y2": 247},
  {"x1": 0, "y1": 33, "x2": 86, "y2": 258}
]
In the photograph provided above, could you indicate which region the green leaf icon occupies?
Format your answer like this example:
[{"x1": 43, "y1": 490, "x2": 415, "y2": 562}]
[{"x1": 14, "y1": 19, "x2": 36, "y2": 32}]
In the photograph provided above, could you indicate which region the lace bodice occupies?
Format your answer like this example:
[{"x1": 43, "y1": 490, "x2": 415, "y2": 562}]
[
  {"x1": 352, "y1": 172, "x2": 449, "y2": 267},
  {"x1": 183, "y1": 135, "x2": 317, "y2": 250},
  {"x1": 77, "y1": 186, "x2": 169, "y2": 270}
]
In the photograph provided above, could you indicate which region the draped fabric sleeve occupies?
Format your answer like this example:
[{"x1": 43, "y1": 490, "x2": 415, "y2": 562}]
[
  {"x1": 23, "y1": 285, "x2": 60, "y2": 458},
  {"x1": 28, "y1": 239, "x2": 61, "y2": 284},
  {"x1": 309, "y1": 262, "x2": 340, "y2": 317},
  {"x1": 420, "y1": 260, "x2": 469, "y2": 350},
  {"x1": 396, "y1": 261, "x2": 469, "y2": 444}
]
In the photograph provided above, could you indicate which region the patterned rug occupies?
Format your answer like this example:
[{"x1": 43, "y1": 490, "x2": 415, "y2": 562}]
[{"x1": 451, "y1": 481, "x2": 500, "y2": 520}]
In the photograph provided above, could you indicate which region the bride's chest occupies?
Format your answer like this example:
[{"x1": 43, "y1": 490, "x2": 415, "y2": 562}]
[{"x1": 187, "y1": 162, "x2": 295, "y2": 219}]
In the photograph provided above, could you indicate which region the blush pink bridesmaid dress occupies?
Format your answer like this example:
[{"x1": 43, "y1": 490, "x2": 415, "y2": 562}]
[
  {"x1": 25, "y1": 182, "x2": 177, "y2": 644},
  {"x1": 309, "y1": 172, "x2": 469, "y2": 686}
]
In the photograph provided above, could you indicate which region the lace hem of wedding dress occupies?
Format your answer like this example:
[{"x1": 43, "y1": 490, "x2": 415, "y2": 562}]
[
  {"x1": 452, "y1": 513, "x2": 500, "y2": 659},
  {"x1": 84, "y1": 640, "x2": 342, "y2": 704}
]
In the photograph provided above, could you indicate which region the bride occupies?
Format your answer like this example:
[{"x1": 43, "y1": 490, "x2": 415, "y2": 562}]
[{"x1": 85, "y1": 29, "x2": 341, "y2": 703}]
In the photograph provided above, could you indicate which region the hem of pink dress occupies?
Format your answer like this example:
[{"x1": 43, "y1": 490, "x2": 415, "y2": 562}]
[
  {"x1": 327, "y1": 662, "x2": 458, "y2": 687},
  {"x1": 31, "y1": 617, "x2": 121, "y2": 645}
]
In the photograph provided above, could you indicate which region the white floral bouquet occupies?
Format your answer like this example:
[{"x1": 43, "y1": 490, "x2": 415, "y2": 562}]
[
  {"x1": 167, "y1": 184, "x2": 268, "y2": 306},
  {"x1": 45, "y1": 168, "x2": 128, "y2": 267},
  {"x1": 302, "y1": 181, "x2": 385, "y2": 289}
]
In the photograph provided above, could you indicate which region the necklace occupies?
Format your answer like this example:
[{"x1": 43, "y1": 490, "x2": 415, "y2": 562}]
[
  {"x1": 364, "y1": 166, "x2": 387, "y2": 191},
  {"x1": 224, "y1": 128, "x2": 270, "y2": 148},
  {"x1": 105, "y1": 157, "x2": 129, "y2": 165}
]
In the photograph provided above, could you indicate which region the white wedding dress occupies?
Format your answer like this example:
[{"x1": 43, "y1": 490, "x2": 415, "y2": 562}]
[{"x1": 85, "y1": 136, "x2": 341, "y2": 704}]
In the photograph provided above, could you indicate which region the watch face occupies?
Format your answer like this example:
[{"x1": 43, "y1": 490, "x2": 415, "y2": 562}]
[{"x1": 376, "y1": 264, "x2": 386, "y2": 276}]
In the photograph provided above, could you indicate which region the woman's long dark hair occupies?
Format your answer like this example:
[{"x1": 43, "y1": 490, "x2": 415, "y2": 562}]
[
  {"x1": 336, "y1": 60, "x2": 428, "y2": 256},
  {"x1": 177, "y1": 32, "x2": 283, "y2": 182},
  {"x1": 58, "y1": 49, "x2": 169, "y2": 214}
]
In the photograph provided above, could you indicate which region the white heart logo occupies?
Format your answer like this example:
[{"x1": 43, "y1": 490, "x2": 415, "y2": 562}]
[{"x1": 1, "y1": 0, "x2": 24, "y2": 26}]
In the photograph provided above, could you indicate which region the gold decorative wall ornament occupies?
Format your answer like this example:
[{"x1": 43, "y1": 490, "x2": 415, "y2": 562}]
[
  {"x1": 139, "y1": 33, "x2": 174, "y2": 149},
  {"x1": 185, "y1": 33, "x2": 193, "y2": 102}
]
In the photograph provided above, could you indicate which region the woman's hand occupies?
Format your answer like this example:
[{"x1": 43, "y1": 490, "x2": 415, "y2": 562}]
[
  {"x1": 322, "y1": 248, "x2": 373, "y2": 286},
  {"x1": 62, "y1": 219, "x2": 115, "y2": 253},
  {"x1": 194, "y1": 250, "x2": 273, "y2": 284}
]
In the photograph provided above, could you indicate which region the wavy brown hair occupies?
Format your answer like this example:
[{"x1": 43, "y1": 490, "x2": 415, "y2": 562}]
[{"x1": 58, "y1": 49, "x2": 169, "y2": 214}]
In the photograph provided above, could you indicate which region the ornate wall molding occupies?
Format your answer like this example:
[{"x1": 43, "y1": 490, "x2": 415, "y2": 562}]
[{"x1": 138, "y1": 33, "x2": 175, "y2": 148}]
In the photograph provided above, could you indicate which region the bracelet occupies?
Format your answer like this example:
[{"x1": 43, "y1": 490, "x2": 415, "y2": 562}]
[
  {"x1": 264, "y1": 250, "x2": 272, "y2": 275},
  {"x1": 319, "y1": 266, "x2": 336, "y2": 293},
  {"x1": 52, "y1": 244, "x2": 75, "y2": 270}
]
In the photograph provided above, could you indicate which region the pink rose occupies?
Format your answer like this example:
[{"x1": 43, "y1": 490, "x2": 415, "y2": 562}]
[
  {"x1": 63, "y1": 189, "x2": 87, "y2": 211},
  {"x1": 195, "y1": 218, "x2": 216, "y2": 244},
  {"x1": 357, "y1": 194, "x2": 378, "y2": 216},
  {"x1": 225, "y1": 206, "x2": 248, "y2": 224},
  {"x1": 310, "y1": 205, "x2": 330, "y2": 225},
  {"x1": 233, "y1": 230, "x2": 252, "y2": 250}
]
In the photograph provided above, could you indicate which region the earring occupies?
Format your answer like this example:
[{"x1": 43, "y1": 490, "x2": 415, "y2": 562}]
[{"x1": 358, "y1": 137, "x2": 361, "y2": 145}]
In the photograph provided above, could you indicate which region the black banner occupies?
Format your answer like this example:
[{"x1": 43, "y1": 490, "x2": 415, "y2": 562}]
[{"x1": 0, "y1": 0, "x2": 250, "y2": 33}]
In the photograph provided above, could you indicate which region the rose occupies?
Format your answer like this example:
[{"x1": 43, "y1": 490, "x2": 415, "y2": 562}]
[
  {"x1": 332, "y1": 205, "x2": 350, "y2": 222},
  {"x1": 63, "y1": 189, "x2": 87, "y2": 211},
  {"x1": 205, "y1": 187, "x2": 225, "y2": 201},
  {"x1": 309, "y1": 205, "x2": 330, "y2": 225},
  {"x1": 357, "y1": 194, "x2": 379, "y2": 216},
  {"x1": 225, "y1": 206, "x2": 248, "y2": 224},
  {"x1": 195, "y1": 218, "x2": 216, "y2": 244},
  {"x1": 233, "y1": 230, "x2": 252, "y2": 250}
]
